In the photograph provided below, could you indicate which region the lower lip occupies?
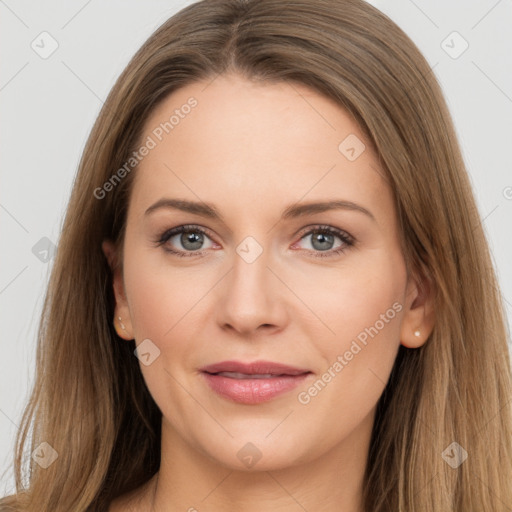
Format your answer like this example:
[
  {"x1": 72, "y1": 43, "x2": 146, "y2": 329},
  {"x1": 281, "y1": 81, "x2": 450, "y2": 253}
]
[{"x1": 201, "y1": 372, "x2": 311, "y2": 404}]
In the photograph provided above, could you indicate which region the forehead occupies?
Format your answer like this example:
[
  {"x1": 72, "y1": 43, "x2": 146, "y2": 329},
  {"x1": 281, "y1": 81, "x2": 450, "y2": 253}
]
[{"x1": 130, "y1": 73, "x2": 392, "y2": 225}]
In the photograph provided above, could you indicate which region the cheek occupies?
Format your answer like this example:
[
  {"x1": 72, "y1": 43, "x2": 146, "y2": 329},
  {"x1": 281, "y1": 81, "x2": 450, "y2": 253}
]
[
  {"x1": 123, "y1": 244, "x2": 211, "y2": 339},
  {"x1": 122, "y1": 250, "x2": 206, "y2": 407},
  {"x1": 303, "y1": 252, "x2": 405, "y2": 400},
  {"x1": 304, "y1": 250, "x2": 405, "y2": 345},
  {"x1": 124, "y1": 267, "x2": 174, "y2": 340}
]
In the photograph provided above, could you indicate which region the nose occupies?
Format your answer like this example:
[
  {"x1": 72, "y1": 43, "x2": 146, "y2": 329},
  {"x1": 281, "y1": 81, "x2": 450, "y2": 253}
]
[{"x1": 215, "y1": 242, "x2": 289, "y2": 337}]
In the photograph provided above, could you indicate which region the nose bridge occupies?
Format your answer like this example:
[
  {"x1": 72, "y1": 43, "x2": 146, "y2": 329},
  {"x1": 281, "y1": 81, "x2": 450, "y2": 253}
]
[
  {"x1": 215, "y1": 233, "x2": 287, "y2": 332},
  {"x1": 230, "y1": 234, "x2": 273, "y2": 301}
]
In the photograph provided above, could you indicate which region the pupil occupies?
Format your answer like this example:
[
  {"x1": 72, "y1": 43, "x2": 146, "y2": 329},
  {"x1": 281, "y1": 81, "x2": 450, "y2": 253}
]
[
  {"x1": 313, "y1": 233, "x2": 333, "y2": 251},
  {"x1": 182, "y1": 232, "x2": 203, "y2": 250}
]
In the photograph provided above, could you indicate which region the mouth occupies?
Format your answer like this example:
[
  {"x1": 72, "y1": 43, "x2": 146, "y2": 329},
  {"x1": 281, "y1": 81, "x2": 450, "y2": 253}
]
[
  {"x1": 200, "y1": 359, "x2": 311, "y2": 376},
  {"x1": 199, "y1": 360, "x2": 313, "y2": 404},
  {"x1": 205, "y1": 371, "x2": 306, "y2": 379}
]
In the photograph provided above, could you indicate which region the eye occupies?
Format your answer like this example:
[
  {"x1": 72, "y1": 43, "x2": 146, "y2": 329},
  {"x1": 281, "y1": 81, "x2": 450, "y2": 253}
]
[
  {"x1": 154, "y1": 224, "x2": 355, "y2": 259},
  {"x1": 155, "y1": 225, "x2": 217, "y2": 257},
  {"x1": 291, "y1": 225, "x2": 354, "y2": 258}
]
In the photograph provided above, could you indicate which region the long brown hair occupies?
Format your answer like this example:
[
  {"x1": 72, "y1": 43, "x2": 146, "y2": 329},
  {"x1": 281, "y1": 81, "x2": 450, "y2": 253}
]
[{"x1": 2, "y1": 0, "x2": 511, "y2": 510}]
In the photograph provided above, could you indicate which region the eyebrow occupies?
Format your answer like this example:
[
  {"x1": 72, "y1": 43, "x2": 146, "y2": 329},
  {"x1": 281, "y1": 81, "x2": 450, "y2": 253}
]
[{"x1": 145, "y1": 198, "x2": 376, "y2": 223}]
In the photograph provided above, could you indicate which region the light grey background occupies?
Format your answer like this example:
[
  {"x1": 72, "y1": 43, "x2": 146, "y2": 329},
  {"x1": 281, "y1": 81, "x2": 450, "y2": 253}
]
[{"x1": 1, "y1": 0, "x2": 511, "y2": 495}]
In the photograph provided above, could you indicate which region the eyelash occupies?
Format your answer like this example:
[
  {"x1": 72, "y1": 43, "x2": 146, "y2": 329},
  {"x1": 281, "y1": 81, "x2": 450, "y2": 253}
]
[{"x1": 154, "y1": 224, "x2": 355, "y2": 259}]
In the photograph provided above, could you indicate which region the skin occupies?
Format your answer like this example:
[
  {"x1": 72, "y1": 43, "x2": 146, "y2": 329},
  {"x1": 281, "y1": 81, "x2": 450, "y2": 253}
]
[{"x1": 104, "y1": 72, "x2": 435, "y2": 512}]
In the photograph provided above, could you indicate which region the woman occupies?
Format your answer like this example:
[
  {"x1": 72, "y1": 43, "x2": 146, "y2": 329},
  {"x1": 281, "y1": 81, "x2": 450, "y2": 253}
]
[{"x1": 2, "y1": 0, "x2": 511, "y2": 510}]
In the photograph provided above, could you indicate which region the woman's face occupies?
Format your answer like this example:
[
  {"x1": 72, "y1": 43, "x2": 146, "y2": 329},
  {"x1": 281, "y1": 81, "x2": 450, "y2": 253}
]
[{"x1": 103, "y1": 73, "x2": 430, "y2": 471}]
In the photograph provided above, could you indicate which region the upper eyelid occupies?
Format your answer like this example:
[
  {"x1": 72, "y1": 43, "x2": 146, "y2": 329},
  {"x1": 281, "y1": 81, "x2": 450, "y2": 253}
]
[
  {"x1": 296, "y1": 224, "x2": 352, "y2": 239},
  {"x1": 162, "y1": 224, "x2": 216, "y2": 241}
]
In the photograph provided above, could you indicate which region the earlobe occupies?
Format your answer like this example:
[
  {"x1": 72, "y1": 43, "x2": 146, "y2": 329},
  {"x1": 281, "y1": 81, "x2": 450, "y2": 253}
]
[
  {"x1": 114, "y1": 315, "x2": 132, "y2": 339},
  {"x1": 400, "y1": 271, "x2": 436, "y2": 349}
]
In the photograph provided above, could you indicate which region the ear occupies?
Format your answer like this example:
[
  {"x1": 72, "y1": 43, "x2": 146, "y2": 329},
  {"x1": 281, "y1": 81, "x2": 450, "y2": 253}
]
[
  {"x1": 400, "y1": 269, "x2": 435, "y2": 348},
  {"x1": 102, "y1": 239, "x2": 134, "y2": 340}
]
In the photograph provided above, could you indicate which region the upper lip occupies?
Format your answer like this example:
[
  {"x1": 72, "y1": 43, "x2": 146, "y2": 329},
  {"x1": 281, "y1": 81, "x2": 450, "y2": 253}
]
[{"x1": 200, "y1": 360, "x2": 311, "y2": 376}]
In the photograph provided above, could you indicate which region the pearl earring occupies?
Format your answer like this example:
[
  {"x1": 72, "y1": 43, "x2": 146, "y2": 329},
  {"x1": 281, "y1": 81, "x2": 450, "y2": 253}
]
[
  {"x1": 118, "y1": 316, "x2": 126, "y2": 331},
  {"x1": 414, "y1": 330, "x2": 421, "y2": 337}
]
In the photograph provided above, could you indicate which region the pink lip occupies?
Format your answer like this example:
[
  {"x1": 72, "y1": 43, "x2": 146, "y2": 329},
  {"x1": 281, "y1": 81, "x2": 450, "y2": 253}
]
[{"x1": 200, "y1": 360, "x2": 312, "y2": 404}]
